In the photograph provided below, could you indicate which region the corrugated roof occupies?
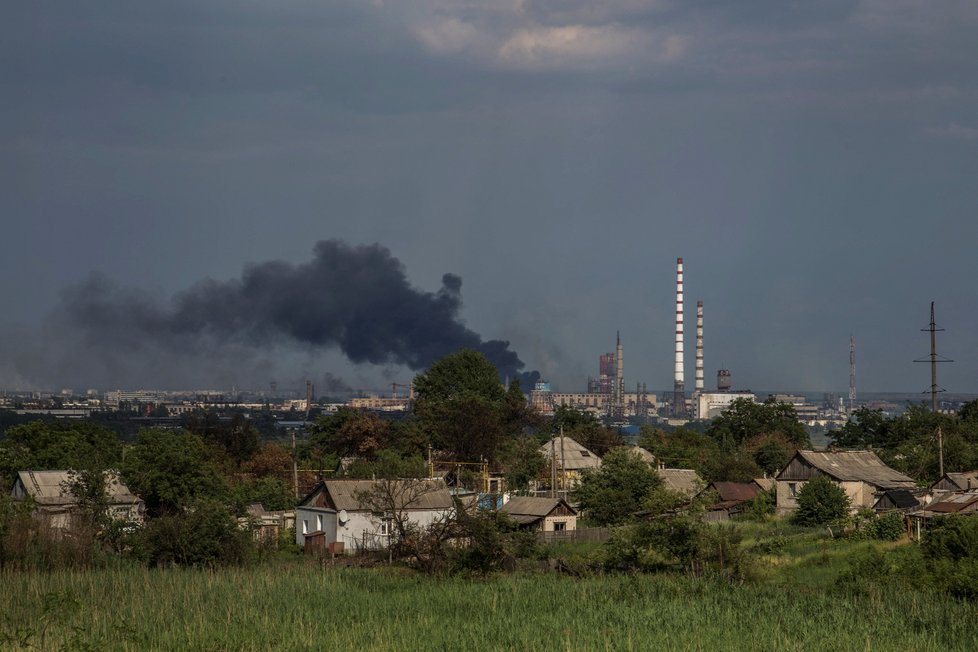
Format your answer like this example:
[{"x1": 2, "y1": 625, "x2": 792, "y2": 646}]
[
  {"x1": 15, "y1": 470, "x2": 141, "y2": 506},
  {"x1": 610, "y1": 445, "x2": 656, "y2": 465},
  {"x1": 539, "y1": 437, "x2": 601, "y2": 471},
  {"x1": 927, "y1": 491, "x2": 978, "y2": 513},
  {"x1": 794, "y1": 450, "x2": 916, "y2": 489},
  {"x1": 321, "y1": 479, "x2": 454, "y2": 512},
  {"x1": 501, "y1": 496, "x2": 576, "y2": 519},
  {"x1": 753, "y1": 478, "x2": 774, "y2": 492},
  {"x1": 657, "y1": 468, "x2": 702, "y2": 496}
]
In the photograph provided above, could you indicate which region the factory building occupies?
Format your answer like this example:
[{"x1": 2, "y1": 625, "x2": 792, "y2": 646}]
[{"x1": 694, "y1": 391, "x2": 756, "y2": 420}]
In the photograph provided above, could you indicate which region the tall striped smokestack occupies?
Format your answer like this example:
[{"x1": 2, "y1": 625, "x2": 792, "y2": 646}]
[
  {"x1": 673, "y1": 257, "x2": 687, "y2": 416},
  {"x1": 695, "y1": 300, "x2": 704, "y2": 395}
]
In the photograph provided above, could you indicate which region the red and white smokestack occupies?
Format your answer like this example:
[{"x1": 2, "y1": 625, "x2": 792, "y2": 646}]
[
  {"x1": 695, "y1": 300, "x2": 704, "y2": 394},
  {"x1": 673, "y1": 257, "x2": 687, "y2": 416}
]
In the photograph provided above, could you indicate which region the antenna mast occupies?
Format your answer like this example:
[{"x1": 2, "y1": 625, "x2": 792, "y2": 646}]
[{"x1": 914, "y1": 302, "x2": 952, "y2": 476}]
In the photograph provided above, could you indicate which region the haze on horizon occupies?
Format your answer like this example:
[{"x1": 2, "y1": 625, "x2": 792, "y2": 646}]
[{"x1": 2, "y1": 1, "x2": 977, "y2": 395}]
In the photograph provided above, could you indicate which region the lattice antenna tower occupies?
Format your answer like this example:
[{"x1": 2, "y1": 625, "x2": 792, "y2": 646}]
[{"x1": 914, "y1": 301, "x2": 953, "y2": 476}]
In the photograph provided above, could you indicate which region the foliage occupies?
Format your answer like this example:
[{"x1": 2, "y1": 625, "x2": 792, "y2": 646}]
[
  {"x1": 343, "y1": 450, "x2": 427, "y2": 480},
  {"x1": 737, "y1": 488, "x2": 776, "y2": 522},
  {"x1": 135, "y1": 499, "x2": 254, "y2": 568},
  {"x1": 706, "y1": 398, "x2": 809, "y2": 449},
  {"x1": 412, "y1": 350, "x2": 508, "y2": 462},
  {"x1": 791, "y1": 476, "x2": 850, "y2": 527},
  {"x1": 0, "y1": 421, "x2": 122, "y2": 487},
  {"x1": 743, "y1": 432, "x2": 796, "y2": 476},
  {"x1": 638, "y1": 426, "x2": 719, "y2": 476},
  {"x1": 450, "y1": 508, "x2": 540, "y2": 573},
  {"x1": 923, "y1": 515, "x2": 978, "y2": 562},
  {"x1": 497, "y1": 438, "x2": 547, "y2": 493},
  {"x1": 307, "y1": 408, "x2": 391, "y2": 459},
  {"x1": 230, "y1": 477, "x2": 294, "y2": 513},
  {"x1": 240, "y1": 443, "x2": 293, "y2": 476},
  {"x1": 846, "y1": 510, "x2": 905, "y2": 541},
  {"x1": 573, "y1": 448, "x2": 661, "y2": 526},
  {"x1": 120, "y1": 428, "x2": 227, "y2": 516}
]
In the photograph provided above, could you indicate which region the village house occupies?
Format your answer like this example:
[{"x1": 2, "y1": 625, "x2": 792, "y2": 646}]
[
  {"x1": 240, "y1": 503, "x2": 295, "y2": 545},
  {"x1": 538, "y1": 436, "x2": 601, "y2": 490},
  {"x1": 10, "y1": 470, "x2": 145, "y2": 530},
  {"x1": 295, "y1": 478, "x2": 454, "y2": 554},
  {"x1": 500, "y1": 496, "x2": 578, "y2": 532},
  {"x1": 775, "y1": 450, "x2": 916, "y2": 515}
]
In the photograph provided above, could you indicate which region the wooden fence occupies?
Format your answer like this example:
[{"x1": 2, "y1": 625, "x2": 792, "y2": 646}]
[{"x1": 537, "y1": 527, "x2": 610, "y2": 544}]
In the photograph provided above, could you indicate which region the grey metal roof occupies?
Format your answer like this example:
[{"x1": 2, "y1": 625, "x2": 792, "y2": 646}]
[
  {"x1": 539, "y1": 437, "x2": 601, "y2": 471},
  {"x1": 795, "y1": 450, "x2": 916, "y2": 489},
  {"x1": 501, "y1": 496, "x2": 576, "y2": 519},
  {"x1": 657, "y1": 468, "x2": 703, "y2": 496},
  {"x1": 321, "y1": 479, "x2": 454, "y2": 512},
  {"x1": 14, "y1": 470, "x2": 142, "y2": 506}
]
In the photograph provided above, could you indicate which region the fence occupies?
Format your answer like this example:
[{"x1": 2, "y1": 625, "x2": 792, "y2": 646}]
[{"x1": 538, "y1": 527, "x2": 610, "y2": 544}]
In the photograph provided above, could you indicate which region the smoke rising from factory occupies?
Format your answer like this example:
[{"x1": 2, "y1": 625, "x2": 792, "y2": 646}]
[{"x1": 3, "y1": 240, "x2": 537, "y2": 390}]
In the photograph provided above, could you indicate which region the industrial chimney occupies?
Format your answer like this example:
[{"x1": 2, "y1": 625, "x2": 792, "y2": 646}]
[
  {"x1": 695, "y1": 300, "x2": 704, "y2": 396},
  {"x1": 673, "y1": 258, "x2": 687, "y2": 417}
]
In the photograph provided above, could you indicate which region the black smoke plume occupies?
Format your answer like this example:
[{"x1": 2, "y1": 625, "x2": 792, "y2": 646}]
[{"x1": 59, "y1": 240, "x2": 532, "y2": 383}]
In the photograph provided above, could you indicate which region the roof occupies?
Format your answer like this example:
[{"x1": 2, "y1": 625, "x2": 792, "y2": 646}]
[
  {"x1": 501, "y1": 496, "x2": 576, "y2": 524},
  {"x1": 14, "y1": 470, "x2": 142, "y2": 506},
  {"x1": 302, "y1": 479, "x2": 454, "y2": 512},
  {"x1": 657, "y1": 468, "x2": 702, "y2": 496},
  {"x1": 611, "y1": 445, "x2": 656, "y2": 466},
  {"x1": 709, "y1": 481, "x2": 762, "y2": 503},
  {"x1": 753, "y1": 477, "x2": 774, "y2": 492},
  {"x1": 876, "y1": 489, "x2": 921, "y2": 509},
  {"x1": 925, "y1": 491, "x2": 978, "y2": 514},
  {"x1": 783, "y1": 450, "x2": 916, "y2": 489},
  {"x1": 944, "y1": 471, "x2": 978, "y2": 491},
  {"x1": 539, "y1": 437, "x2": 601, "y2": 471}
]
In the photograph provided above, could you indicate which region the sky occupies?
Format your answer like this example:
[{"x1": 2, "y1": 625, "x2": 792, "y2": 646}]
[{"x1": 2, "y1": 0, "x2": 977, "y2": 396}]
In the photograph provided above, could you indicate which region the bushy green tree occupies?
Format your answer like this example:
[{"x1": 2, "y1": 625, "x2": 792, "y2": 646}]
[
  {"x1": 791, "y1": 475, "x2": 850, "y2": 526},
  {"x1": 573, "y1": 448, "x2": 661, "y2": 526},
  {"x1": 308, "y1": 408, "x2": 390, "y2": 459},
  {"x1": 413, "y1": 350, "x2": 507, "y2": 461},
  {"x1": 638, "y1": 426, "x2": 720, "y2": 475},
  {"x1": 120, "y1": 429, "x2": 227, "y2": 516},
  {"x1": 706, "y1": 398, "x2": 809, "y2": 448},
  {"x1": 0, "y1": 421, "x2": 121, "y2": 486}
]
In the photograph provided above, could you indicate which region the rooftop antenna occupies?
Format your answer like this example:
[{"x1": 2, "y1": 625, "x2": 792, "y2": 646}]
[{"x1": 914, "y1": 302, "x2": 953, "y2": 476}]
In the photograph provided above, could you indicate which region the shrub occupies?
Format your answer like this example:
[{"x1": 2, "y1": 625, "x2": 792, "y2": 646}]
[
  {"x1": 791, "y1": 476, "x2": 850, "y2": 527},
  {"x1": 923, "y1": 515, "x2": 978, "y2": 562},
  {"x1": 136, "y1": 500, "x2": 254, "y2": 568}
]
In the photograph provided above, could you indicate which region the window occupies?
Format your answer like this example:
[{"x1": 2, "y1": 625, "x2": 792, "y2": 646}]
[
  {"x1": 379, "y1": 518, "x2": 392, "y2": 536},
  {"x1": 302, "y1": 519, "x2": 309, "y2": 535},
  {"x1": 788, "y1": 483, "x2": 797, "y2": 498},
  {"x1": 581, "y1": 451, "x2": 591, "y2": 457},
  {"x1": 316, "y1": 514, "x2": 323, "y2": 532},
  {"x1": 553, "y1": 521, "x2": 566, "y2": 532}
]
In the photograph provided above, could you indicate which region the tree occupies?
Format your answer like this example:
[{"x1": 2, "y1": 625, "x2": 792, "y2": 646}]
[
  {"x1": 573, "y1": 448, "x2": 662, "y2": 526},
  {"x1": 120, "y1": 429, "x2": 227, "y2": 516},
  {"x1": 706, "y1": 398, "x2": 809, "y2": 449},
  {"x1": 138, "y1": 499, "x2": 254, "y2": 568},
  {"x1": 308, "y1": 408, "x2": 391, "y2": 459},
  {"x1": 638, "y1": 426, "x2": 720, "y2": 475},
  {"x1": 791, "y1": 475, "x2": 850, "y2": 527},
  {"x1": 185, "y1": 411, "x2": 259, "y2": 467},
  {"x1": 0, "y1": 421, "x2": 122, "y2": 487},
  {"x1": 547, "y1": 407, "x2": 623, "y2": 457},
  {"x1": 743, "y1": 432, "x2": 796, "y2": 476},
  {"x1": 413, "y1": 350, "x2": 507, "y2": 461}
]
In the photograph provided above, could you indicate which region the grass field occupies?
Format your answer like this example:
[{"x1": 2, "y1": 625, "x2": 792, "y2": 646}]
[{"x1": 2, "y1": 555, "x2": 976, "y2": 651}]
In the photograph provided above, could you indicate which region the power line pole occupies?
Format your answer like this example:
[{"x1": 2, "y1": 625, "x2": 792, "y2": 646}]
[
  {"x1": 914, "y1": 302, "x2": 952, "y2": 476},
  {"x1": 848, "y1": 335, "x2": 856, "y2": 415}
]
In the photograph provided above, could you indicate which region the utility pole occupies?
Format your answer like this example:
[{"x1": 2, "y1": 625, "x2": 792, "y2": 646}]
[
  {"x1": 915, "y1": 302, "x2": 952, "y2": 476},
  {"x1": 848, "y1": 335, "x2": 856, "y2": 415},
  {"x1": 291, "y1": 428, "x2": 299, "y2": 499}
]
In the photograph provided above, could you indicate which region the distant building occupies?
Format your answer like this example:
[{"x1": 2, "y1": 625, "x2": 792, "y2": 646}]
[
  {"x1": 538, "y1": 436, "x2": 601, "y2": 490},
  {"x1": 694, "y1": 391, "x2": 755, "y2": 420}
]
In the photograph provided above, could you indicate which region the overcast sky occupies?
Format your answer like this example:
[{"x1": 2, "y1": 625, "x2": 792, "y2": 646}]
[{"x1": 2, "y1": 0, "x2": 977, "y2": 395}]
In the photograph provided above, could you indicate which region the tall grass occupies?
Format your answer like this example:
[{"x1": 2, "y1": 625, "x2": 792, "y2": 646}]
[{"x1": 1, "y1": 562, "x2": 974, "y2": 651}]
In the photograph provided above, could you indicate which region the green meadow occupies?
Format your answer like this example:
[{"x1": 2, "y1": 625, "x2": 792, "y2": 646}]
[{"x1": 2, "y1": 539, "x2": 975, "y2": 652}]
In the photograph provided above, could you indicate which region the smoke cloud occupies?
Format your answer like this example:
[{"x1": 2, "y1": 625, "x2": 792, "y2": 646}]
[{"x1": 9, "y1": 240, "x2": 534, "y2": 389}]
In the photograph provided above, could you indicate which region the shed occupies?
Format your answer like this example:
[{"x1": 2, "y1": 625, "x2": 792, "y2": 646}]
[
  {"x1": 873, "y1": 489, "x2": 925, "y2": 512},
  {"x1": 930, "y1": 471, "x2": 978, "y2": 493},
  {"x1": 500, "y1": 496, "x2": 577, "y2": 532}
]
